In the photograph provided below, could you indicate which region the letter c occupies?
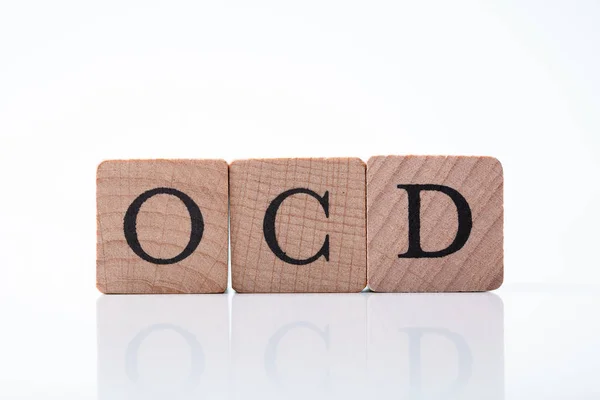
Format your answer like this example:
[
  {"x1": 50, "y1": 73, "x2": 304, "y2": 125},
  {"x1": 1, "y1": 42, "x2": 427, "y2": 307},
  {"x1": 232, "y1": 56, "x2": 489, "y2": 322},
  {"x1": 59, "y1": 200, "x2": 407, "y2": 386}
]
[{"x1": 263, "y1": 188, "x2": 330, "y2": 265}]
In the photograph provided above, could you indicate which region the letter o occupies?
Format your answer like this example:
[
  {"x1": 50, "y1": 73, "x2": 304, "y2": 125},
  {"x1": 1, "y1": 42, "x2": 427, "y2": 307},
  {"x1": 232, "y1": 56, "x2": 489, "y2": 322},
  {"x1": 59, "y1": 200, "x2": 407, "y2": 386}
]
[
  {"x1": 123, "y1": 187, "x2": 204, "y2": 265},
  {"x1": 125, "y1": 323, "x2": 205, "y2": 388}
]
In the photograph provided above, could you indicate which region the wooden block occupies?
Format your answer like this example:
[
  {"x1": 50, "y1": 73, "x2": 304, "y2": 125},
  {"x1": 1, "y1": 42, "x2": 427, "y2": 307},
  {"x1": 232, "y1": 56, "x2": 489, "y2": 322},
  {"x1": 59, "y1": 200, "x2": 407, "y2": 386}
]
[
  {"x1": 367, "y1": 155, "x2": 503, "y2": 292},
  {"x1": 230, "y1": 158, "x2": 366, "y2": 293},
  {"x1": 97, "y1": 159, "x2": 229, "y2": 294}
]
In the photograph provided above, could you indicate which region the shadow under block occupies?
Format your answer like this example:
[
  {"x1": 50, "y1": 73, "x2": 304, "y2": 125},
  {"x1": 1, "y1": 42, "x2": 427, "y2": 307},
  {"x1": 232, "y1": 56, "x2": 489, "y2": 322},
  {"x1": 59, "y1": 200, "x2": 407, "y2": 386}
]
[
  {"x1": 229, "y1": 158, "x2": 367, "y2": 293},
  {"x1": 96, "y1": 159, "x2": 229, "y2": 294},
  {"x1": 367, "y1": 156, "x2": 503, "y2": 292}
]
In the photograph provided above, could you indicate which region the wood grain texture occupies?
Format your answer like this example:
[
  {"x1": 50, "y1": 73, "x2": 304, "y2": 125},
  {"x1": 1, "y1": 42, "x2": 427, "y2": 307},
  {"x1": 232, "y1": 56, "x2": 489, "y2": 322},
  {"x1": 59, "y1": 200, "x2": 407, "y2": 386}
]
[
  {"x1": 230, "y1": 158, "x2": 366, "y2": 293},
  {"x1": 97, "y1": 159, "x2": 229, "y2": 294},
  {"x1": 367, "y1": 155, "x2": 503, "y2": 292}
]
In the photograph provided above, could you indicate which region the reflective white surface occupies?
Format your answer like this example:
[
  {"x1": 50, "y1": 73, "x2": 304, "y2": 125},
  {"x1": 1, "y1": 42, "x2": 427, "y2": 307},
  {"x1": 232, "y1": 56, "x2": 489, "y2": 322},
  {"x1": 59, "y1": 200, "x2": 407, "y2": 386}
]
[
  {"x1": 1, "y1": 281, "x2": 600, "y2": 398},
  {"x1": 84, "y1": 288, "x2": 600, "y2": 399}
]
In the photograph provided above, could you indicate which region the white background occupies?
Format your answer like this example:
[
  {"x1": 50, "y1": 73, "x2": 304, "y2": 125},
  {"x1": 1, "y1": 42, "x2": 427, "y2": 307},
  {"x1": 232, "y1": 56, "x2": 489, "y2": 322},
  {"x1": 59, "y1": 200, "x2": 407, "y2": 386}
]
[{"x1": 0, "y1": 1, "x2": 599, "y2": 398}]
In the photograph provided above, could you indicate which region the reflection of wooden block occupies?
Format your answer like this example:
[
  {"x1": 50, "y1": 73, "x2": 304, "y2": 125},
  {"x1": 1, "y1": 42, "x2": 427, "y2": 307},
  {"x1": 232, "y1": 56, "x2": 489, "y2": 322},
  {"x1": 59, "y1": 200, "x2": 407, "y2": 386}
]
[
  {"x1": 367, "y1": 293, "x2": 504, "y2": 398},
  {"x1": 97, "y1": 159, "x2": 229, "y2": 294},
  {"x1": 232, "y1": 294, "x2": 367, "y2": 398},
  {"x1": 230, "y1": 158, "x2": 367, "y2": 293},
  {"x1": 367, "y1": 156, "x2": 503, "y2": 292},
  {"x1": 97, "y1": 295, "x2": 229, "y2": 399}
]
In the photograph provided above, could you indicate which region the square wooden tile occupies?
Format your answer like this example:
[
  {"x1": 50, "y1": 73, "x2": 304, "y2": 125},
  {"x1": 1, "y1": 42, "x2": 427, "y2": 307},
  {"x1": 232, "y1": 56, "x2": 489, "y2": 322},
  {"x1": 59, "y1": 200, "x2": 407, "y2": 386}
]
[
  {"x1": 97, "y1": 159, "x2": 229, "y2": 293},
  {"x1": 230, "y1": 158, "x2": 366, "y2": 293},
  {"x1": 367, "y1": 155, "x2": 503, "y2": 292}
]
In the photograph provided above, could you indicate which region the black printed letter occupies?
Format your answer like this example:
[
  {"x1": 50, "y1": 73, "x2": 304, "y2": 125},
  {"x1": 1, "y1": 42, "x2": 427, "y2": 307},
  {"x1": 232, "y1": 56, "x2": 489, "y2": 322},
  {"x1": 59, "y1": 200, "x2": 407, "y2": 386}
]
[
  {"x1": 263, "y1": 188, "x2": 330, "y2": 265},
  {"x1": 397, "y1": 184, "x2": 472, "y2": 258},
  {"x1": 124, "y1": 187, "x2": 204, "y2": 264}
]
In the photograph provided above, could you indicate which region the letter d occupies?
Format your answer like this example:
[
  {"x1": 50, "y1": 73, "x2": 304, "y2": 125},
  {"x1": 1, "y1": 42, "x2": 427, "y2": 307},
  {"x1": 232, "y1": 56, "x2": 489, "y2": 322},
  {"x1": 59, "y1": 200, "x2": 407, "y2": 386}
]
[{"x1": 397, "y1": 184, "x2": 472, "y2": 258}]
